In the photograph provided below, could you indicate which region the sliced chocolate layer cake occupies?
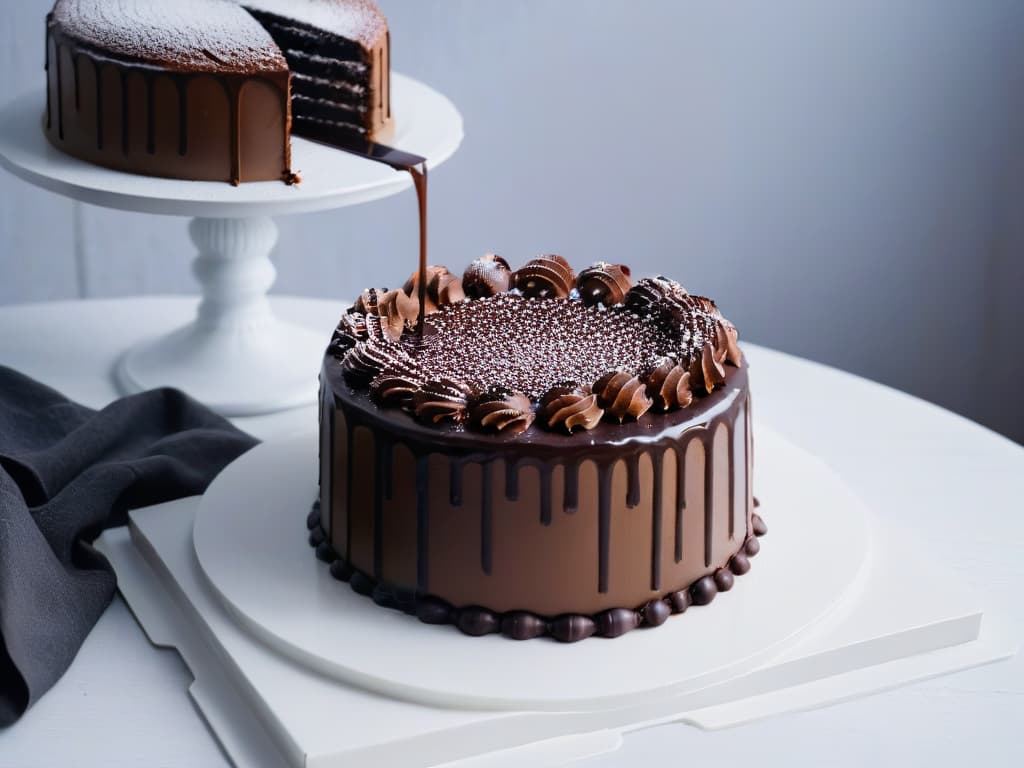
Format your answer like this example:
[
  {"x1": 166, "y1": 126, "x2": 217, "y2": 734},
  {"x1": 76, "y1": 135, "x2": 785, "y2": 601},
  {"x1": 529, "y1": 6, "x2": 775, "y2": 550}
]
[
  {"x1": 44, "y1": 0, "x2": 392, "y2": 183},
  {"x1": 242, "y1": 0, "x2": 392, "y2": 142}
]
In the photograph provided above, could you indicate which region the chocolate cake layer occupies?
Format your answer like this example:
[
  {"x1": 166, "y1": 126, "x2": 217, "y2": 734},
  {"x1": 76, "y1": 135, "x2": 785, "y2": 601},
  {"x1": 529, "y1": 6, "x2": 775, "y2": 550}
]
[{"x1": 244, "y1": 0, "x2": 392, "y2": 142}]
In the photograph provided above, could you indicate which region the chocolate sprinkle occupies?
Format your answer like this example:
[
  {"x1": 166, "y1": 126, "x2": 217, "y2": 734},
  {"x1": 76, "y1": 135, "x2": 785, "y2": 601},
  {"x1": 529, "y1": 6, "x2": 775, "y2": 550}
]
[{"x1": 415, "y1": 294, "x2": 671, "y2": 400}]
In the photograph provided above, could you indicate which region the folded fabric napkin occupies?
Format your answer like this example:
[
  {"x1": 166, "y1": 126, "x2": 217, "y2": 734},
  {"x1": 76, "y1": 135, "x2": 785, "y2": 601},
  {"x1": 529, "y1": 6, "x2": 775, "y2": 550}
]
[{"x1": 0, "y1": 366, "x2": 257, "y2": 726}]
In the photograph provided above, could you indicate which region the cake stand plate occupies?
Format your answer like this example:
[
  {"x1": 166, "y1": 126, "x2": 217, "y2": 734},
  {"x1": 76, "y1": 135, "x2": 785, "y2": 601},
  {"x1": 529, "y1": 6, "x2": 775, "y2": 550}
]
[
  {"x1": 95, "y1": 425, "x2": 1012, "y2": 768},
  {"x1": 0, "y1": 77, "x2": 463, "y2": 415},
  {"x1": 193, "y1": 426, "x2": 871, "y2": 712}
]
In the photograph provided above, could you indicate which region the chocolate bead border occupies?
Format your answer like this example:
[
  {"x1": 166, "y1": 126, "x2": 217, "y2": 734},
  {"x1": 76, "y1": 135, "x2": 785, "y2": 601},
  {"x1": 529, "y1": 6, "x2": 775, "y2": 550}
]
[{"x1": 305, "y1": 502, "x2": 767, "y2": 642}]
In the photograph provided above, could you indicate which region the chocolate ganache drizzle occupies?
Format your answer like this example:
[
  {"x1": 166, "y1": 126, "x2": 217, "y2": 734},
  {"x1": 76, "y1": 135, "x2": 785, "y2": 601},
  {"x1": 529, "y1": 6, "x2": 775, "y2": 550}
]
[{"x1": 321, "y1": 256, "x2": 752, "y2": 640}]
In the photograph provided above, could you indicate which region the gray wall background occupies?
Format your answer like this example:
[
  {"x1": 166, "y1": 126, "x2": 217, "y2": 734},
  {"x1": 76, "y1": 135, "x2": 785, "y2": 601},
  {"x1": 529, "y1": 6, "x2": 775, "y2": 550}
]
[{"x1": 1, "y1": 0, "x2": 1022, "y2": 443}]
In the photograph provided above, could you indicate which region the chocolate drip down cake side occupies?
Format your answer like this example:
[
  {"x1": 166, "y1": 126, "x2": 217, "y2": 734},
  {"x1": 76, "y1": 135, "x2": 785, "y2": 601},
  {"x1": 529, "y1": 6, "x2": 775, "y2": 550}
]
[{"x1": 311, "y1": 255, "x2": 766, "y2": 642}]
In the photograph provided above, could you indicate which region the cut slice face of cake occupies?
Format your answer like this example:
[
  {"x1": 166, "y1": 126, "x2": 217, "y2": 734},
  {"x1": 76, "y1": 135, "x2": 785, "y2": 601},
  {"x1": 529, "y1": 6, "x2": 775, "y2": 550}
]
[{"x1": 242, "y1": 0, "x2": 393, "y2": 142}]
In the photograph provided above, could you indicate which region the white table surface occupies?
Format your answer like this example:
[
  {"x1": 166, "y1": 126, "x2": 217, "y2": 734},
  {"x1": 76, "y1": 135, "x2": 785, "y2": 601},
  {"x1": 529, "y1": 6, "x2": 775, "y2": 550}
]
[{"x1": 0, "y1": 296, "x2": 1021, "y2": 768}]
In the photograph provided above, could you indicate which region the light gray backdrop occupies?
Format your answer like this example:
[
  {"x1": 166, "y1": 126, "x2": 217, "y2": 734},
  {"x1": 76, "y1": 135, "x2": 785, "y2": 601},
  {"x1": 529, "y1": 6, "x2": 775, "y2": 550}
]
[{"x1": 2, "y1": 1, "x2": 1022, "y2": 443}]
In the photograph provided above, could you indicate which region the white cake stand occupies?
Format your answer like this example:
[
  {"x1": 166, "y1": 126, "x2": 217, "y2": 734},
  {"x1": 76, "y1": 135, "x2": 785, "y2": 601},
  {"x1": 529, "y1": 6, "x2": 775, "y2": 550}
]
[{"x1": 0, "y1": 75, "x2": 463, "y2": 415}]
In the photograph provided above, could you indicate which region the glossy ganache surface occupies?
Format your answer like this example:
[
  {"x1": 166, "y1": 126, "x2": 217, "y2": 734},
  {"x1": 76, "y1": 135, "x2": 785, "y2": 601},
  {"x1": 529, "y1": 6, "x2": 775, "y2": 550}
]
[{"x1": 317, "y1": 256, "x2": 760, "y2": 641}]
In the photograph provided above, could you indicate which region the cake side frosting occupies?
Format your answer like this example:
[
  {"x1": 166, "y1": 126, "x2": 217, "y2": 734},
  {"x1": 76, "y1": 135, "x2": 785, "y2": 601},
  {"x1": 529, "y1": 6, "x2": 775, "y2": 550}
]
[{"x1": 319, "y1": 359, "x2": 757, "y2": 632}]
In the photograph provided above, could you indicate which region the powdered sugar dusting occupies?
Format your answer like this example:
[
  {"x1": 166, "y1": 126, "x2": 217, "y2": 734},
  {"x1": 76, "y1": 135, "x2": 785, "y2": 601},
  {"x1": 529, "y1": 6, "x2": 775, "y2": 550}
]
[
  {"x1": 242, "y1": 0, "x2": 387, "y2": 47},
  {"x1": 52, "y1": 0, "x2": 286, "y2": 73}
]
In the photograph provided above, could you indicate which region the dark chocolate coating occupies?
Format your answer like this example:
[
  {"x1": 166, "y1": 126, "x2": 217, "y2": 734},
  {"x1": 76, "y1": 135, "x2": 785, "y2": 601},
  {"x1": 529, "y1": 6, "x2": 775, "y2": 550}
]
[
  {"x1": 594, "y1": 608, "x2": 640, "y2": 637},
  {"x1": 329, "y1": 559, "x2": 353, "y2": 582},
  {"x1": 690, "y1": 576, "x2": 718, "y2": 606},
  {"x1": 729, "y1": 551, "x2": 751, "y2": 575},
  {"x1": 501, "y1": 612, "x2": 547, "y2": 640},
  {"x1": 371, "y1": 583, "x2": 396, "y2": 608},
  {"x1": 667, "y1": 589, "x2": 691, "y2": 614},
  {"x1": 315, "y1": 541, "x2": 336, "y2": 563},
  {"x1": 457, "y1": 607, "x2": 500, "y2": 636},
  {"x1": 643, "y1": 599, "x2": 671, "y2": 627},
  {"x1": 306, "y1": 503, "x2": 321, "y2": 530},
  {"x1": 416, "y1": 596, "x2": 452, "y2": 625},
  {"x1": 349, "y1": 571, "x2": 376, "y2": 596},
  {"x1": 713, "y1": 568, "x2": 735, "y2": 592},
  {"x1": 550, "y1": 615, "x2": 596, "y2": 643}
]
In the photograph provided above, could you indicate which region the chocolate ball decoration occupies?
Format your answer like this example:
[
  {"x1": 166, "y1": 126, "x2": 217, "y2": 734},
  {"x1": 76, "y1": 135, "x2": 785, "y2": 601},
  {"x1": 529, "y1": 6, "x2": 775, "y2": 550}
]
[
  {"x1": 371, "y1": 583, "x2": 396, "y2": 608},
  {"x1": 729, "y1": 551, "x2": 751, "y2": 575},
  {"x1": 463, "y1": 253, "x2": 512, "y2": 298},
  {"x1": 329, "y1": 559, "x2": 354, "y2": 582},
  {"x1": 667, "y1": 589, "x2": 691, "y2": 614},
  {"x1": 576, "y1": 262, "x2": 633, "y2": 307},
  {"x1": 349, "y1": 571, "x2": 376, "y2": 596},
  {"x1": 501, "y1": 611, "x2": 547, "y2": 640},
  {"x1": 690, "y1": 575, "x2": 718, "y2": 605},
  {"x1": 306, "y1": 502, "x2": 321, "y2": 531},
  {"x1": 594, "y1": 607, "x2": 641, "y2": 637},
  {"x1": 416, "y1": 596, "x2": 453, "y2": 625},
  {"x1": 642, "y1": 599, "x2": 671, "y2": 627},
  {"x1": 745, "y1": 536, "x2": 761, "y2": 557},
  {"x1": 512, "y1": 254, "x2": 576, "y2": 299},
  {"x1": 550, "y1": 614, "x2": 597, "y2": 642},
  {"x1": 713, "y1": 568, "x2": 735, "y2": 592},
  {"x1": 457, "y1": 606, "x2": 500, "y2": 636},
  {"x1": 314, "y1": 541, "x2": 336, "y2": 563}
]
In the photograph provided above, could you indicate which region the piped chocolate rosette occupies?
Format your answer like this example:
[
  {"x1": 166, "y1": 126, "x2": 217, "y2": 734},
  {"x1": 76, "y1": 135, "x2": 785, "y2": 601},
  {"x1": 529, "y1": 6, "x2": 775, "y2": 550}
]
[
  {"x1": 328, "y1": 254, "x2": 744, "y2": 432},
  {"x1": 316, "y1": 255, "x2": 761, "y2": 642}
]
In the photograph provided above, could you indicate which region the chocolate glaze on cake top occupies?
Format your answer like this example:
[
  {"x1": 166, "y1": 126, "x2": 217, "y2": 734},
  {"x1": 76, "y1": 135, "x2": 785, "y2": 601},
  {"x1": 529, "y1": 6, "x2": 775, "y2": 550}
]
[
  {"x1": 329, "y1": 255, "x2": 743, "y2": 435},
  {"x1": 51, "y1": 0, "x2": 287, "y2": 73}
]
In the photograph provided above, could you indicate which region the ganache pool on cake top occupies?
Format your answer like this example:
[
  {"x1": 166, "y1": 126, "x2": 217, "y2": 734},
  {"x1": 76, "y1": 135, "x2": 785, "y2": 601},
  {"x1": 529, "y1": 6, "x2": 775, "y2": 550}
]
[{"x1": 314, "y1": 254, "x2": 764, "y2": 642}]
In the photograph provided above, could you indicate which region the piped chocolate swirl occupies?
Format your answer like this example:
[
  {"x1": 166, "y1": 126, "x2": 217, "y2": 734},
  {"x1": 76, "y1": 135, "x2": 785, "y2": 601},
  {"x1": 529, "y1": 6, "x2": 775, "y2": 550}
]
[{"x1": 331, "y1": 255, "x2": 744, "y2": 436}]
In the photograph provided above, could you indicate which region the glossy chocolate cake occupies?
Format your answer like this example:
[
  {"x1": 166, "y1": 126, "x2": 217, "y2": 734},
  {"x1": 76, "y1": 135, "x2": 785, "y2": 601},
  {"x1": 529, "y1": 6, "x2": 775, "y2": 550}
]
[
  {"x1": 44, "y1": 0, "x2": 392, "y2": 184},
  {"x1": 312, "y1": 256, "x2": 765, "y2": 641}
]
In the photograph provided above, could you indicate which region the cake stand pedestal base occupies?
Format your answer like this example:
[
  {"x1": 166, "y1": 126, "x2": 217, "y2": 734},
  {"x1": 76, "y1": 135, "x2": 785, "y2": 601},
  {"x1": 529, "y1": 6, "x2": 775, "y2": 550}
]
[{"x1": 114, "y1": 217, "x2": 325, "y2": 416}]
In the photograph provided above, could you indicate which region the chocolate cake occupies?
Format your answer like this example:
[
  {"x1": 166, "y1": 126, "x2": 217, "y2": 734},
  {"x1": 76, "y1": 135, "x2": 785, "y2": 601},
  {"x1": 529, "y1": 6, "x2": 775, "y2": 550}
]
[
  {"x1": 44, "y1": 0, "x2": 392, "y2": 184},
  {"x1": 312, "y1": 256, "x2": 765, "y2": 641}
]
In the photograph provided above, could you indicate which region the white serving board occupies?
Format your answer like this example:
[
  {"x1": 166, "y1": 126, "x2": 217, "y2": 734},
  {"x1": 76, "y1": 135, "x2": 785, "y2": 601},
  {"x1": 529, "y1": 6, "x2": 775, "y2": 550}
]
[
  {"x1": 192, "y1": 427, "x2": 871, "y2": 711},
  {"x1": 94, "y1": 427, "x2": 1014, "y2": 768}
]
